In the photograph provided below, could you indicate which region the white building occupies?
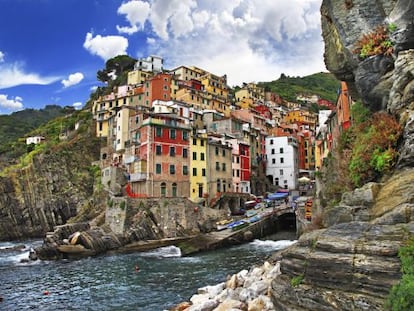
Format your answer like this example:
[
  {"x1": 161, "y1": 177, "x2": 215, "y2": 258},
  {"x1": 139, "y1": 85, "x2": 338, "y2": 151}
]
[
  {"x1": 265, "y1": 136, "x2": 299, "y2": 190},
  {"x1": 26, "y1": 136, "x2": 45, "y2": 145},
  {"x1": 134, "y1": 55, "x2": 163, "y2": 73}
]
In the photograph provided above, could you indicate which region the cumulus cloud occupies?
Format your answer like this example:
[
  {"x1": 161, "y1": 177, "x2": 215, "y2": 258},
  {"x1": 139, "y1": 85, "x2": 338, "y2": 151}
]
[
  {"x1": 0, "y1": 94, "x2": 24, "y2": 112},
  {"x1": 0, "y1": 63, "x2": 60, "y2": 89},
  {"x1": 72, "y1": 102, "x2": 83, "y2": 110},
  {"x1": 61, "y1": 72, "x2": 84, "y2": 88},
  {"x1": 83, "y1": 32, "x2": 128, "y2": 61},
  {"x1": 117, "y1": 0, "x2": 151, "y2": 35},
  {"x1": 0, "y1": 51, "x2": 4, "y2": 63},
  {"x1": 118, "y1": 0, "x2": 326, "y2": 85}
]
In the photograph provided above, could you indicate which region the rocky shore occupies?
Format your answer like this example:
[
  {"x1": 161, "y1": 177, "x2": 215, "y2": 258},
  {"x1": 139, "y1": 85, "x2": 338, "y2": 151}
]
[{"x1": 170, "y1": 260, "x2": 283, "y2": 311}]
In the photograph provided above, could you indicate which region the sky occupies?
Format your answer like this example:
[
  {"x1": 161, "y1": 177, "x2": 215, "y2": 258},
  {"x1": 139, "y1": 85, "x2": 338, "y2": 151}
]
[{"x1": 0, "y1": 0, "x2": 326, "y2": 115}]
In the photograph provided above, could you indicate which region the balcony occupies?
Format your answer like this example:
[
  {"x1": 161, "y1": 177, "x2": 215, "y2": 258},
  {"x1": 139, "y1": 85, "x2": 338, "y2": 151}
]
[{"x1": 129, "y1": 172, "x2": 147, "y2": 182}]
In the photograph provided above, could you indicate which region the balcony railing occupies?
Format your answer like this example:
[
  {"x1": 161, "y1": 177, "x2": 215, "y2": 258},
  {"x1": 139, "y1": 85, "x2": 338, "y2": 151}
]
[{"x1": 129, "y1": 172, "x2": 147, "y2": 182}]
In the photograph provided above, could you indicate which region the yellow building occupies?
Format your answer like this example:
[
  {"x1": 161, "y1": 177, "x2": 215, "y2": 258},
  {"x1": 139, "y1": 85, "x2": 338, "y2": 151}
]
[
  {"x1": 206, "y1": 137, "x2": 233, "y2": 203},
  {"x1": 127, "y1": 69, "x2": 152, "y2": 85},
  {"x1": 235, "y1": 82, "x2": 265, "y2": 109},
  {"x1": 189, "y1": 131, "x2": 208, "y2": 204},
  {"x1": 284, "y1": 108, "x2": 317, "y2": 127}
]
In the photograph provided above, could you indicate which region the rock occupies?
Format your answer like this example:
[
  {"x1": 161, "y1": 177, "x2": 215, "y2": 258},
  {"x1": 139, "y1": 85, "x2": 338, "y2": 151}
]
[
  {"x1": 197, "y1": 283, "x2": 225, "y2": 298},
  {"x1": 248, "y1": 295, "x2": 274, "y2": 311},
  {"x1": 188, "y1": 298, "x2": 218, "y2": 311},
  {"x1": 226, "y1": 274, "x2": 238, "y2": 289},
  {"x1": 214, "y1": 298, "x2": 246, "y2": 311},
  {"x1": 170, "y1": 301, "x2": 191, "y2": 311},
  {"x1": 243, "y1": 230, "x2": 254, "y2": 241}
]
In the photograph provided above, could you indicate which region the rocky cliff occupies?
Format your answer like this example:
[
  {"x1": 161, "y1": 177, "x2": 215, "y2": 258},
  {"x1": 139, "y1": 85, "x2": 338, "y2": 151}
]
[
  {"x1": 0, "y1": 124, "x2": 101, "y2": 241},
  {"x1": 268, "y1": 1, "x2": 414, "y2": 310}
]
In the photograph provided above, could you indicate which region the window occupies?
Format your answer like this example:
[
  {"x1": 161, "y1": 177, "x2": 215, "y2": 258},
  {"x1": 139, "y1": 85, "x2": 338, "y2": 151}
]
[
  {"x1": 237, "y1": 170, "x2": 240, "y2": 177},
  {"x1": 192, "y1": 168, "x2": 197, "y2": 176},
  {"x1": 156, "y1": 145, "x2": 162, "y2": 155},
  {"x1": 182, "y1": 148, "x2": 188, "y2": 158},
  {"x1": 272, "y1": 158, "x2": 276, "y2": 164},
  {"x1": 270, "y1": 139, "x2": 274, "y2": 145},
  {"x1": 193, "y1": 138, "x2": 197, "y2": 145},
  {"x1": 200, "y1": 140, "x2": 204, "y2": 146},
  {"x1": 217, "y1": 179, "x2": 221, "y2": 192},
  {"x1": 216, "y1": 162, "x2": 220, "y2": 171},
  {"x1": 183, "y1": 131, "x2": 188, "y2": 140},
  {"x1": 172, "y1": 183, "x2": 177, "y2": 197},
  {"x1": 160, "y1": 182, "x2": 166, "y2": 197},
  {"x1": 192, "y1": 152, "x2": 197, "y2": 160},
  {"x1": 156, "y1": 127, "x2": 162, "y2": 137},
  {"x1": 222, "y1": 149, "x2": 225, "y2": 157},
  {"x1": 170, "y1": 129, "x2": 176, "y2": 139},
  {"x1": 280, "y1": 148, "x2": 284, "y2": 154},
  {"x1": 237, "y1": 156, "x2": 240, "y2": 164},
  {"x1": 280, "y1": 169, "x2": 284, "y2": 175},
  {"x1": 156, "y1": 164, "x2": 161, "y2": 174},
  {"x1": 202, "y1": 168, "x2": 206, "y2": 176},
  {"x1": 222, "y1": 163, "x2": 226, "y2": 171},
  {"x1": 280, "y1": 157, "x2": 284, "y2": 163},
  {"x1": 215, "y1": 147, "x2": 219, "y2": 155},
  {"x1": 170, "y1": 147, "x2": 175, "y2": 156},
  {"x1": 200, "y1": 153, "x2": 205, "y2": 161},
  {"x1": 170, "y1": 165, "x2": 175, "y2": 174},
  {"x1": 183, "y1": 166, "x2": 188, "y2": 175},
  {"x1": 271, "y1": 149, "x2": 275, "y2": 154}
]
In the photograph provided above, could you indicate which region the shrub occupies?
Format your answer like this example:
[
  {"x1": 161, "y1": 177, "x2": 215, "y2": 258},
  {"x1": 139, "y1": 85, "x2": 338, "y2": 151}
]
[
  {"x1": 353, "y1": 24, "x2": 395, "y2": 59},
  {"x1": 348, "y1": 112, "x2": 402, "y2": 187},
  {"x1": 386, "y1": 237, "x2": 414, "y2": 310},
  {"x1": 291, "y1": 274, "x2": 304, "y2": 287}
]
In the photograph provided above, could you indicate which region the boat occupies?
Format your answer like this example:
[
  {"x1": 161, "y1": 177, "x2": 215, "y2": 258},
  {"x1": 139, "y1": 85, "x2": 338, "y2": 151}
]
[
  {"x1": 247, "y1": 214, "x2": 261, "y2": 223},
  {"x1": 228, "y1": 220, "x2": 249, "y2": 231},
  {"x1": 216, "y1": 219, "x2": 233, "y2": 231},
  {"x1": 245, "y1": 210, "x2": 257, "y2": 217}
]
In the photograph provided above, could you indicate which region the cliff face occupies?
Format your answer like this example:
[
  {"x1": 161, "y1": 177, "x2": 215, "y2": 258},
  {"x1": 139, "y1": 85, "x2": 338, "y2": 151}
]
[
  {"x1": 269, "y1": 1, "x2": 414, "y2": 309},
  {"x1": 0, "y1": 132, "x2": 101, "y2": 241}
]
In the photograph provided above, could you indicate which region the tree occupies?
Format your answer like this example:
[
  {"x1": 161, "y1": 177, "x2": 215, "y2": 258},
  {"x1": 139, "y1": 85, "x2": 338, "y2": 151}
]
[{"x1": 96, "y1": 55, "x2": 137, "y2": 83}]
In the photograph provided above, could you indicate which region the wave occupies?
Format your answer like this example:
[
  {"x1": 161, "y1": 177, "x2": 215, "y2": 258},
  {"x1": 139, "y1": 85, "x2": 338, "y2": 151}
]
[
  {"x1": 249, "y1": 239, "x2": 297, "y2": 251},
  {"x1": 140, "y1": 245, "x2": 182, "y2": 258}
]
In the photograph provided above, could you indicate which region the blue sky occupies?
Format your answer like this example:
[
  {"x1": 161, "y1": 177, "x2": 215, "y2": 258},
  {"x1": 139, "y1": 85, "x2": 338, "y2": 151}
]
[{"x1": 0, "y1": 0, "x2": 326, "y2": 115}]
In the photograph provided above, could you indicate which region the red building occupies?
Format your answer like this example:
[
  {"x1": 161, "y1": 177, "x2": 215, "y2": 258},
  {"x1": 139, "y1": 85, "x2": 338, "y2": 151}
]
[
  {"x1": 143, "y1": 73, "x2": 172, "y2": 106},
  {"x1": 130, "y1": 112, "x2": 191, "y2": 197}
]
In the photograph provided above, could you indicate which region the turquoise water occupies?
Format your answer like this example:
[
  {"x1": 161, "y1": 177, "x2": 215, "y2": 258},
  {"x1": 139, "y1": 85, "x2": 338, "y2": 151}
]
[{"x1": 0, "y1": 233, "x2": 296, "y2": 310}]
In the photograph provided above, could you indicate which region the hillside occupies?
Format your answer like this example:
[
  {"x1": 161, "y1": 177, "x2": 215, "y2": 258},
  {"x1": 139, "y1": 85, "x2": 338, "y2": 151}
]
[
  {"x1": 258, "y1": 72, "x2": 341, "y2": 103},
  {"x1": 0, "y1": 105, "x2": 76, "y2": 166}
]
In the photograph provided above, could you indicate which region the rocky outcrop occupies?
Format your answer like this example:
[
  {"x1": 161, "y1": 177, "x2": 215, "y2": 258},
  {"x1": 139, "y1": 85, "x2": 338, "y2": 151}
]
[
  {"x1": 268, "y1": 168, "x2": 414, "y2": 310},
  {"x1": 321, "y1": 0, "x2": 414, "y2": 167},
  {"x1": 0, "y1": 131, "x2": 101, "y2": 241}
]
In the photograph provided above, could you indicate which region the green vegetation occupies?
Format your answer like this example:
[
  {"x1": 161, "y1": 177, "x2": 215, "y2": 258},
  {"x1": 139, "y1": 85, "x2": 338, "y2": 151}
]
[
  {"x1": 96, "y1": 55, "x2": 137, "y2": 95},
  {"x1": 353, "y1": 24, "x2": 395, "y2": 59},
  {"x1": 320, "y1": 102, "x2": 402, "y2": 205},
  {"x1": 0, "y1": 105, "x2": 74, "y2": 162},
  {"x1": 386, "y1": 237, "x2": 414, "y2": 310},
  {"x1": 258, "y1": 72, "x2": 341, "y2": 103},
  {"x1": 348, "y1": 112, "x2": 402, "y2": 187},
  {"x1": 291, "y1": 274, "x2": 304, "y2": 287}
]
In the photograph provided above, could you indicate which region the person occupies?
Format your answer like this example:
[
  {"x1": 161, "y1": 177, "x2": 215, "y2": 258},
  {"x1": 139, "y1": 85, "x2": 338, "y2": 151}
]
[{"x1": 135, "y1": 265, "x2": 140, "y2": 272}]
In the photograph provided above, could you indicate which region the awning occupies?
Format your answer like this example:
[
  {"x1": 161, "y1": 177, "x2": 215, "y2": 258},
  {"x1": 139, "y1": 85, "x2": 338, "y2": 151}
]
[{"x1": 267, "y1": 192, "x2": 289, "y2": 200}]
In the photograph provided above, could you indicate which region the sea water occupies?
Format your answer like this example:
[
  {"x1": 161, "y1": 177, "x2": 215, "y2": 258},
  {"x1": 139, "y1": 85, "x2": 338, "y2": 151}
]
[{"x1": 0, "y1": 232, "x2": 296, "y2": 310}]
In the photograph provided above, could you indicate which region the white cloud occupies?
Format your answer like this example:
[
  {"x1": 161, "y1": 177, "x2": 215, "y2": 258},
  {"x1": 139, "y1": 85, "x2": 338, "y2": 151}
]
[
  {"x1": 0, "y1": 63, "x2": 60, "y2": 89},
  {"x1": 72, "y1": 102, "x2": 83, "y2": 110},
  {"x1": 83, "y1": 32, "x2": 128, "y2": 61},
  {"x1": 61, "y1": 72, "x2": 84, "y2": 88},
  {"x1": 0, "y1": 51, "x2": 4, "y2": 63},
  {"x1": 117, "y1": 0, "x2": 151, "y2": 35},
  {"x1": 0, "y1": 94, "x2": 24, "y2": 112},
  {"x1": 119, "y1": 0, "x2": 326, "y2": 85}
]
